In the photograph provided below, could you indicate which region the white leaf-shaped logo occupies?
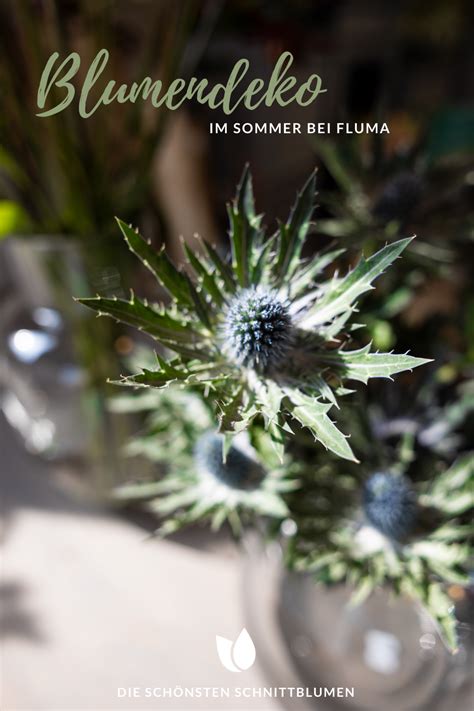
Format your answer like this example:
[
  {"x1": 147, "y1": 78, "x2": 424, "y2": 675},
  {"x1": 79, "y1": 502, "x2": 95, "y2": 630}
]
[
  {"x1": 232, "y1": 628, "x2": 256, "y2": 670},
  {"x1": 215, "y1": 628, "x2": 256, "y2": 672}
]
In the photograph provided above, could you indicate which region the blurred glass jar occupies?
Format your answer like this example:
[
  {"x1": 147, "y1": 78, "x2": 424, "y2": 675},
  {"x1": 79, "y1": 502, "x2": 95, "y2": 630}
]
[
  {"x1": 0, "y1": 237, "x2": 135, "y2": 492},
  {"x1": 243, "y1": 534, "x2": 473, "y2": 711}
]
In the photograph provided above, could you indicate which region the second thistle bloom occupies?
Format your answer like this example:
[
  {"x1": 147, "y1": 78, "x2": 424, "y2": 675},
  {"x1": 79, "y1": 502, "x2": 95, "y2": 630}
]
[
  {"x1": 363, "y1": 472, "x2": 417, "y2": 541},
  {"x1": 372, "y1": 172, "x2": 424, "y2": 224},
  {"x1": 194, "y1": 432, "x2": 265, "y2": 490},
  {"x1": 223, "y1": 287, "x2": 293, "y2": 371}
]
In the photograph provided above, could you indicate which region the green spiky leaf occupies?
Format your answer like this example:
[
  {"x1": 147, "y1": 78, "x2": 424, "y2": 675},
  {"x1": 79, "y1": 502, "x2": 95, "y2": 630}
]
[
  {"x1": 430, "y1": 453, "x2": 474, "y2": 496},
  {"x1": 217, "y1": 387, "x2": 245, "y2": 433},
  {"x1": 77, "y1": 294, "x2": 207, "y2": 358},
  {"x1": 317, "y1": 344, "x2": 432, "y2": 383},
  {"x1": 287, "y1": 389, "x2": 357, "y2": 461},
  {"x1": 290, "y1": 248, "x2": 345, "y2": 298},
  {"x1": 183, "y1": 240, "x2": 225, "y2": 307},
  {"x1": 229, "y1": 164, "x2": 262, "y2": 287},
  {"x1": 300, "y1": 237, "x2": 413, "y2": 328},
  {"x1": 275, "y1": 169, "x2": 317, "y2": 283},
  {"x1": 201, "y1": 239, "x2": 236, "y2": 293},
  {"x1": 116, "y1": 220, "x2": 194, "y2": 306}
]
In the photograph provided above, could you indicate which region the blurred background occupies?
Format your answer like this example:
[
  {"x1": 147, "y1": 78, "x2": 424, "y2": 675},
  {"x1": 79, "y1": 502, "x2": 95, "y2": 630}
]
[{"x1": 0, "y1": 1, "x2": 473, "y2": 709}]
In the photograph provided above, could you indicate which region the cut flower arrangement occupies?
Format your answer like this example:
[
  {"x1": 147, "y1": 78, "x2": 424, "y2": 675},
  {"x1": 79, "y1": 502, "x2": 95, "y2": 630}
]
[{"x1": 78, "y1": 167, "x2": 473, "y2": 651}]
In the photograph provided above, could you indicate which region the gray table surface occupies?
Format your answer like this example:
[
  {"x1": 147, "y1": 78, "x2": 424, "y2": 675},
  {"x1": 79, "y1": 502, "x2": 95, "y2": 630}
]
[{"x1": 0, "y1": 413, "x2": 280, "y2": 711}]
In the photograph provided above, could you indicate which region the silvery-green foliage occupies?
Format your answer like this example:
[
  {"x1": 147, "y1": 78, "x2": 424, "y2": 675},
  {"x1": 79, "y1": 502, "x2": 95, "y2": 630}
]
[{"x1": 78, "y1": 167, "x2": 429, "y2": 462}]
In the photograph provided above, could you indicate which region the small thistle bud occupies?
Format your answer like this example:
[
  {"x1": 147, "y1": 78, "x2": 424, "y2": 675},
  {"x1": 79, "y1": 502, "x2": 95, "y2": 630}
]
[
  {"x1": 362, "y1": 472, "x2": 417, "y2": 541},
  {"x1": 224, "y1": 287, "x2": 292, "y2": 370},
  {"x1": 194, "y1": 432, "x2": 265, "y2": 490},
  {"x1": 372, "y1": 172, "x2": 424, "y2": 223}
]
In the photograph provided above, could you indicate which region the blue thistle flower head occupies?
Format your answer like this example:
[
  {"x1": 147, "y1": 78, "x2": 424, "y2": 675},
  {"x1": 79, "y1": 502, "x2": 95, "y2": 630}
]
[
  {"x1": 194, "y1": 432, "x2": 265, "y2": 490},
  {"x1": 362, "y1": 472, "x2": 417, "y2": 541},
  {"x1": 224, "y1": 287, "x2": 292, "y2": 371},
  {"x1": 373, "y1": 172, "x2": 424, "y2": 223}
]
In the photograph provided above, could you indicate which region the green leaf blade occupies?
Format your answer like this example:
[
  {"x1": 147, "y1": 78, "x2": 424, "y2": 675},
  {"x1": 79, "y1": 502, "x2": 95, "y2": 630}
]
[
  {"x1": 116, "y1": 219, "x2": 196, "y2": 308},
  {"x1": 300, "y1": 237, "x2": 414, "y2": 328},
  {"x1": 202, "y1": 239, "x2": 236, "y2": 293},
  {"x1": 287, "y1": 389, "x2": 357, "y2": 462},
  {"x1": 290, "y1": 248, "x2": 345, "y2": 298},
  {"x1": 317, "y1": 344, "x2": 432, "y2": 384},
  {"x1": 275, "y1": 169, "x2": 317, "y2": 283},
  {"x1": 183, "y1": 241, "x2": 225, "y2": 307},
  {"x1": 229, "y1": 165, "x2": 262, "y2": 287},
  {"x1": 77, "y1": 295, "x2": 208, "y2": 359}
]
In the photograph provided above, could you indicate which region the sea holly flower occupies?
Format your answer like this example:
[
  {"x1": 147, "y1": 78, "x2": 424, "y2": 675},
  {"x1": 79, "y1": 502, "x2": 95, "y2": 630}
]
[
  {"x1": 285, "y1": 452, "x2": 473, "y2": 652},
  {"x1": 78, "y1": 166, "x2": 430, "y2": 461},
  {"x1": 372, "y1": 172, "x2": 425, "y2": 224},
  {"x1": 362, "y1": 472, "x2": 417, "y2": 541},
  {"x1": 194, "y1": 432, "x2": 266, "y2": 490},
  {"x1": 223, "y1": 287, "x2": 293, "y2": 370},
  {"x1": 112, "y1": 388, "x2": 297, "y2": 535}
]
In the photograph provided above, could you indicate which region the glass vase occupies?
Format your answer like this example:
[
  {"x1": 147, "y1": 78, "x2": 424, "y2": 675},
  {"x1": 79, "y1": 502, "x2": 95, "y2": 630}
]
[
  {"x1": 0, "y1": 236, "x2": 144, "y2": 494},
  {"x1": 242, "y1": 534, "x2": 473, "y2": 711}
]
